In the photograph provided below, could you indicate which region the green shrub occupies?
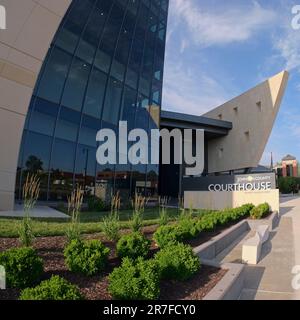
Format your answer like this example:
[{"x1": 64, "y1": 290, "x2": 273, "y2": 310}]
[
  {"x1": 18, "y1": 215, "x2": 35, "y2": 247},
  {"x1": 217, "y1": 209, "x2": 232, "y2": 225},
  {"x1": 0, "y1": 247, "x2": 43, "y2": 289},
  {"x1": 117, "y1": 232, "x2": 150, "y2": 259},
  {"x1": 196, "y1": 213, "x2": 218, "y2": 232},
  {"x1": 20, "y1": 275, "x2": 82, "y2": 300},
  {"x1": 250, "y1": 203, "x2": 270, "y2": 220},
  {"x1": 87, "y1": 196, "x2": 106, "y2": 212},
  {"x1": 64, "y1": 239, "x2": 110, "y2": 276},
  {"x1": 232, "y1": 204, "x2": 254, "y2": 219},
  {"x1": 196, "y1": 204, "x2": 254, "y2": 232},
  {"x1": 130, "y1": 211, "x2": 144, "y2": 233},
  {"x1": 153, "y1": 225, "x2": 184, "y2": 248},
  {"x1": 155, "y1": 243, "x2": 200, "y2": 281},
  {"x1": 177, "y1": 218, "x2": 198, "y2": 239},
  {"x1": 130, "y1": 195, "x2": 147, "y2": 232},
  {"x1": 108, "y1": 257, "x2": 160, "y2": 300},
  {"x1": 102, "y1": 212, "x2": 120, "y2": 242},
  {"x1": 66, "y1": 187, "x2": 83, "y2": 243}
]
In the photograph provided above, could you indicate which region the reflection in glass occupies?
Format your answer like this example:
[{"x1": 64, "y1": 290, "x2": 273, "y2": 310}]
[{"x1": 16, "y1": 0, "x2": 169, "y2": 204}]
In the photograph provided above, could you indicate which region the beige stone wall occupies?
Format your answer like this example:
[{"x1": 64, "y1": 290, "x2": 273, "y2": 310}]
[
  {"x1": 203, "y1": 71, "x2": 289, "y2": 174},
  {"x1": 184, "y1": 190, "x2": 280, "y2": 213},
  {"x1": 0, "y1": 0, "x2": 71, "y2": 210}
]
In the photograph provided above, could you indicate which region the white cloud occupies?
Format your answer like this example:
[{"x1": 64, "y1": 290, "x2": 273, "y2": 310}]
[
  {"x1": 170, "y1": 0, "x2": 277, "y2": 48},
  {"x1": 162, "y1": 61, "x2": 230, "y2": 115},
  {"x1": 274, "y1": 30, "x2": 300, "y2": 72}
]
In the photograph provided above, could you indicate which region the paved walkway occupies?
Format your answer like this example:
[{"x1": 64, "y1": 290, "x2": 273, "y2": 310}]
[
  {"x1": 0, "y1": 205, "x2": 69, "y2": 219},
  {"x1": 214, "y1": 196, "x2": 300, "y2": 300}
]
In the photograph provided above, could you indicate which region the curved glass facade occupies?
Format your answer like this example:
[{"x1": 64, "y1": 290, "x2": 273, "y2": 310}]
[{"x1": 16, "y1": 0, "x2": 169, "y2": 202}]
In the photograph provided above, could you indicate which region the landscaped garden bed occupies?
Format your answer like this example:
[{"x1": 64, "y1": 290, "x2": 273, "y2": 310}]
[
  {"x1": 0, "y1": 226, "x2": 227, "y2": 300},
  {"x1": 0, "y1": 178, "x2": 271, "y2": 300}
]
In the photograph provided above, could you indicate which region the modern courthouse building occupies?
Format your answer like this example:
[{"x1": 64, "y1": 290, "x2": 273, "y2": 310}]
[{"x1": 0, "y1": 0, "x2": 289, "y2": 211}]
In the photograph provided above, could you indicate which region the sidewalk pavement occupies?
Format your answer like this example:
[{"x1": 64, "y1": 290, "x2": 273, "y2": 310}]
[
  {"x1": 214, "y1": 196, "x2": 300, "y2": 300},
  {"x1": 0, "y1": 205, "x2": 69, "y2": 219}
]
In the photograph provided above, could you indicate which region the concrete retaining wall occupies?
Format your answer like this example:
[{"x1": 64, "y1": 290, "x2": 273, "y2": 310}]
[
  {"x1": 193, "y1": 220, "x2": 249, "y2": 260},
  {"x1": 202, "y1": 261, "x2": 245, "y2": 300}
]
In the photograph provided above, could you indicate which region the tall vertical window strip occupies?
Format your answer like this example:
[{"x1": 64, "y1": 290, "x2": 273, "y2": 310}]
[{"x1": 16, "y1": 0, "x2": 169, "y2": 204}]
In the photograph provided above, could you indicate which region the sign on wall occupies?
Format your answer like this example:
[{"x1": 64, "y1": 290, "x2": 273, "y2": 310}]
[{"x1": 183, "y1": 173, "x2": 276, "y2": 192}]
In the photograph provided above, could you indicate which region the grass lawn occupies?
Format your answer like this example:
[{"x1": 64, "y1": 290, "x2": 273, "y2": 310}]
[{"x1": 0, "y1": 207, "x2": 181, "y2": 238}]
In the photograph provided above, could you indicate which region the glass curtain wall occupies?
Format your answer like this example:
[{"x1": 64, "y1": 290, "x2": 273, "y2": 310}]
[{"x1": 16, "y1": 0, "x2": 169, "y2": 203}]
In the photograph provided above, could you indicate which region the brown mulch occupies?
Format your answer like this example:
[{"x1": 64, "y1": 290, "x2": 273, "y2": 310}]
[
  {"x1": 0, "y1": 225, "x2": 228, "y2": 301},
  {"x1": 160, "y1": 266, "x2": 227, "y2": 300}
]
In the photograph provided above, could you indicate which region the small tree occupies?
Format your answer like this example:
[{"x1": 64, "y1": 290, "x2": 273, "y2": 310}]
[
  {"x1": 19, "y1": 174, "x2": 40, "y2": 247},
  {"x1": 66, "y1": 186, "x2": 83, "y2": 243},
  {"x1": 102, "y1": 192, "x2": 121, "y2": 241}
]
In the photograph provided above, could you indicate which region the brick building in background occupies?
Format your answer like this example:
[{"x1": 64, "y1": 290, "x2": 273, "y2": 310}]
[{"x1": 275, "y1": 155, "x2": 299, "y2": 177}]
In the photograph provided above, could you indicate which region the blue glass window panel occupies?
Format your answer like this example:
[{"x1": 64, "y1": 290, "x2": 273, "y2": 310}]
[
  {"x1": 68, "y1": 0, "x2": 95, "y2": 27},
  {"x1": 61, "y1": 58, "x2": 91, "y2": 111},
  {"x1": 137, "y1": 94, "x2": 149, "y2": 109},
  {"x1": 154, "y1": 57, "x2": 163, "y2": 80},
  {"x1": 130, "y1": 38, "x2": 144, "y2": 71},
  {"x1": 152, "y1": 90, "x2": 161, "y2": 104},
  {"x1": 22, "y1": 132, "x2": 52, "y2": 172},
  {"x1": 76, "y1": 6, "x2": 108, "y2": 64},
  {"x1": 137, "y1": 4, "x2": 149, "y2": 35},
  {"x1": 37, "y1": 47, "x2": 72, "y2": 104},
  {"x1": 94, "y1": 49, "x2": 111, "y2": 73},
  {"x1": 161, "y1": 0, "x2": 168, "y2": 12},
  {"x1": 29, "y1": 111, "x2": 56, "y2": 137},
  {"x1": 111, "y1": 60, "x2": 126, "y2": 82},
  {"x1": 28, "y1": 98, "x2": 59, "y2": 136},
  {"x1": 158, "y1": 23, "x2": 166, "y2": 41},
  {"x1": 76, "y1": 40, "x2": 95, "y2": 65},
  {"x1": 102, "y1": 78, "x2": 123, "y2": 125},
  {"x1": 51, "y1": 138, "x2": 76, "y2": 173},
  {"x1": 156, "y1": 40, "x2": 165, "y2": 60},
  {"x1": 115, "y1": 33, "x2": 132, "y2": 65},
  {"x1": 152, "y1": 79, "x2": 162, "y2": 104},
  {"x1": 75, "y1": 145, "x2": 97, "y2": 177},
  {"x1": 136, "y1": 105, "x2": 150, "y2": 129},
  {"x1": 126, "y1": 68, "x2": 138, "y2": 89},
  {"x1": 123, "y1": 10, "x2": 137, "y2": 37},
  {"x1": 139, "y1": 77, "x2": 151, "y2": 96},
  {"x1": 99, "y1": 4, "x2": 125, "y2": 55},
  {"x1": 121, "y1": 86, "x2": 137, "y2": 130},
  {"x1": 84, "y1": 68, "x2": 107, "y2": 118},
  {"x1": 79, "y1": 115, "x2": 99, "y2": 147},
  {"x1": 54, "y1": 0, "x2": 95, "y2": 53},
  {"x1": 55, "y1": 107, "x2": 81, "y2": 142},
  {"x1": 54, "y1": 20, "x2": 81, "y2": 55},
  {"x1": 127, "y1": 0, "x2": 140, "y2": 16}
]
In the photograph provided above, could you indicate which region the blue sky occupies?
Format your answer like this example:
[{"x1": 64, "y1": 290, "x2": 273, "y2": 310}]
[{"x1": 162, "y1": 0, "x2": 300, "y2": 165}]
